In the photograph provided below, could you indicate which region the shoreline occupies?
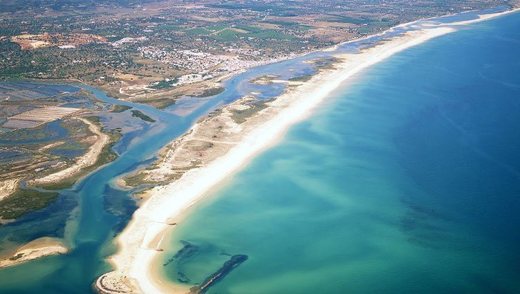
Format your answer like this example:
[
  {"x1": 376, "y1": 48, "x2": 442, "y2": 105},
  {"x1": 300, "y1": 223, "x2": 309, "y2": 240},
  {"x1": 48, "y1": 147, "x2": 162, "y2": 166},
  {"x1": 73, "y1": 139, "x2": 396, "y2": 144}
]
[
  {"x1": 0, "y1": 237, "x2": 68, "y2": 269},
  {"x1": 97, "y1": 8, "x2": 519, "y2": 294}
]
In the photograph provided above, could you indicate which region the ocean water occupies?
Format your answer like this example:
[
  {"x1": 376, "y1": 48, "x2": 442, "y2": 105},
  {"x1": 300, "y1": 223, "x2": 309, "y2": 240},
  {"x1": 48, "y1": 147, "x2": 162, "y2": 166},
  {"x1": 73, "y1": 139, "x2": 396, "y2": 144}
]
[{"x1": 162, "y1": 12, "x2": 520, "y2": 293}]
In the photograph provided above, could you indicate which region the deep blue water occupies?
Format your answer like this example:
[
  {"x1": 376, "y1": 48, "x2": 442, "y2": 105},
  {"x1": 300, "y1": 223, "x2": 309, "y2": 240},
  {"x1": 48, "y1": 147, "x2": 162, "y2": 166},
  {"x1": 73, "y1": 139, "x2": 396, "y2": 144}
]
[{"x1": 163, "y1": 12, "x2": 520, "y2": 293}]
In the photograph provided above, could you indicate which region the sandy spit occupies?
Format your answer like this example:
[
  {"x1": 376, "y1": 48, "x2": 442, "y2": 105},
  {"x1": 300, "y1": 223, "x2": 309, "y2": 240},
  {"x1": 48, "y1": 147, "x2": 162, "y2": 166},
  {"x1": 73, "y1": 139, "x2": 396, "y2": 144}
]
[{"x1": 98, "y1": 8, "x2": 520, "y2": 294}]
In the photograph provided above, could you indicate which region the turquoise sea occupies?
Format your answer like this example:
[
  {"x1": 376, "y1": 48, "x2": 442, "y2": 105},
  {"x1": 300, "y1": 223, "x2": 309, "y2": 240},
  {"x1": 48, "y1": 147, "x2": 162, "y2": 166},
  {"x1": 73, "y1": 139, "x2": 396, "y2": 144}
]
[{"x1": 162, "y1": 12, "x2": 520, "y2": 293}]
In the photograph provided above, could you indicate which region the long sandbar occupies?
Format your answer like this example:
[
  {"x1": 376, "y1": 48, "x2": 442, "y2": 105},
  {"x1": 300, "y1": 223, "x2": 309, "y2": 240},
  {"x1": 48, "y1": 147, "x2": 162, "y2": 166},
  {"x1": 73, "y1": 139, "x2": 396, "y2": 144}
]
[{"x1": 98, "y1": 8, "x2": 520, "y2": 294}]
